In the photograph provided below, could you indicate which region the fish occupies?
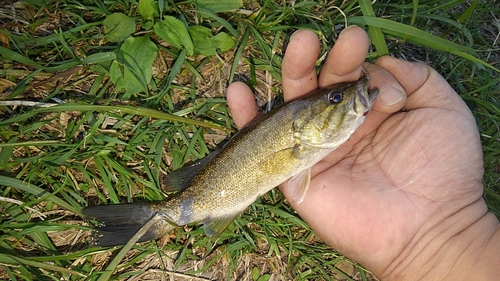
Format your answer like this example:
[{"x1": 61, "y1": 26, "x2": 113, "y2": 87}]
[{"x1": 82, "y1": 76, "x2": 379, "y2": 246}]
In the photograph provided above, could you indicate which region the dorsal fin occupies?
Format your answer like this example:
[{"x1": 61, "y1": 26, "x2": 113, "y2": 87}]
[{"x1": 161, "y1": 150, "x2": 218, "y2": 193}]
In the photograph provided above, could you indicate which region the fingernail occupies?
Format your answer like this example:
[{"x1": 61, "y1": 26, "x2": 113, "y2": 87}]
[
  {"x1": 380, "y1": 85, "x2": 405, "y2": 107},
  {"x1": 290, "y1": 29, "x2": 304, "y2": 41}
]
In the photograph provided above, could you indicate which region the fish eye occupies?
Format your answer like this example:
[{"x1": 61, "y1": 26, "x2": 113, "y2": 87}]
[{"x1": 327, "y1": 91, "x2": 343, "y2": 104}]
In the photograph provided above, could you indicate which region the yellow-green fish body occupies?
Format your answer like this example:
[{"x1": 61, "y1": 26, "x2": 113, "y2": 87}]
[{"x1": 83, "y1": 77, "x2": 378, "y2": 246}]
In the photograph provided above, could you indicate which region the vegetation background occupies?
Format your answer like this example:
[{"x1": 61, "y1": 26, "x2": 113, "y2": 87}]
[{"x1": 0, "y1": 0, "x2": 499, "y2": 280}]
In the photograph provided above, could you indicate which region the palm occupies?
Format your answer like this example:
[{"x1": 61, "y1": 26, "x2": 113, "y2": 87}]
[
  {"x1": 289, "y1": 74, "x2": 484, "y2": 272},
  {"x1": 227, "y1": 27, "x2": 484, "y2": 276}
]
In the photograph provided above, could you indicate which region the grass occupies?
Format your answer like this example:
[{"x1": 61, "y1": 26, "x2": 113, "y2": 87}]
[{"x1": 0, "y1": 0, "x2": 499, "y2": 280}]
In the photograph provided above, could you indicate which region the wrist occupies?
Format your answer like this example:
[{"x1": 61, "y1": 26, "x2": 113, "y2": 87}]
[
  {"x1": 381, "y1": 198, "x2": 500, "y2": 281},
  {"x1": 464, "y1": 213, "x2": 500, "y2": 280}
]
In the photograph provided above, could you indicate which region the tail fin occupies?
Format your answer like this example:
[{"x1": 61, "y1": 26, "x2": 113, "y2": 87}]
[{"x1": 82, "y1": 202, "x2": 173, "y2": 247}]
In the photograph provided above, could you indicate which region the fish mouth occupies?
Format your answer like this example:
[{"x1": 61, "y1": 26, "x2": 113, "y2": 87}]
[
  {"x1": 358, "y1": 90, "x2": 369, "y2": 108},
  {"x1": 357, "y1": 86, "x2": 379, "y2": 109},
  {"x1": 368, "y1": 87, "x2": 379, "y2": 106},
  {"x1": 358, "y1": 86, "x2": 379, "y2": 117}
]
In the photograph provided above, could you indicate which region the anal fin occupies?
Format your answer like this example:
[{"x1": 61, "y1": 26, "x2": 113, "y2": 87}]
[{"x1": 203, "y1": 213, "x2": 240, "y2": 239}]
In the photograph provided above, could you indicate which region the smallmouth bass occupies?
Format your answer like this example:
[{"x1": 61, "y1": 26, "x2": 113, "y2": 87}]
[{"x1": 82, "y1": 76, "x2": 378, "y2": 246}]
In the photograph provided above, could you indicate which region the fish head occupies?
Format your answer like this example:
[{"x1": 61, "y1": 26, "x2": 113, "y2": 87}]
[{"x1": 292, "y1": 77, "x2": 379, "y2": 148}]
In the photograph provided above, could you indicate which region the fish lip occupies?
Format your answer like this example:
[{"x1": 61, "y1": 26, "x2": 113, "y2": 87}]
[
  {"x1": 358, "y1": 90, "x2": 369, "y2": 108},
  {"x1": 368, "y1": 87, "x2": 379, "y2": 105},
  {"x1": 357, "y1": 72, "x2": 379, "y2": 109},
  {"x1": 355, "y1": 79, "x2": 370, "y2": 109},
  {"x1": 360, "y1": 86, "x2": 379, "y2": 116}
]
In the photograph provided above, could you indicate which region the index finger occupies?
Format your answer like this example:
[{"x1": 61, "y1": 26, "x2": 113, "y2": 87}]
[
  {"x1": 318, "y1": 25, "x2": 370, "y2": 86},
  {"x1": 282, "y1": 26, "x2": 372, "y2": 102},
  {"x1": 282, "y1": 30, "x2": 321, "y2": 101}
]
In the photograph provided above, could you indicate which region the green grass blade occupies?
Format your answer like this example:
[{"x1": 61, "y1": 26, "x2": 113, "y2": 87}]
[
  {"x1": 348, "y1": 16, "x2": 500, "y2": 72},
  {"x1": 229, "y1": 25, "x2": 250, "y2": 83},
  {"x1": 0, "y1": 45, "x2": 80, "y2": 72},
  {"x1": 154, "y1": 49, "x2": 187, "y2": 103},
  {"x1": 410, "y1": 0, "x2": 418, "y2": 27},
  {"x1": 11, "y1": 22, "x2": 102, "y2": 49},
  {"x1": 0, "y1": 176, "x2": 79, "y2": 214},
  {"x1": 0, "y1": 140, "x2": 65, "y2": 148},
  {"x1": 96, "y1": 215, "x2": 163, "y2": 281},
  {"x1": 357, "y1": 0, "x2": 389, "y2": 56},
  {"x1": 0, "y1": 103, "x2": 230, "y2": 132},
  {"x1": 1, "y1": 1, "x2": 498, "y2": 280},
  {"x1": 0, "y1": 46, "x2": 42, "y2": 68},
  {"x1": 196, "y1": 10, "x2": 239, "y2": 38},
  {"x1": 0, "y1": 253, "x2": 85, "y2": 277}
]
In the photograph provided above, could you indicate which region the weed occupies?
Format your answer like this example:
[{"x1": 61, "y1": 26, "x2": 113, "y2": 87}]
[{"x1": 0, "y1": 0, "x2": 498, "y2": 280}]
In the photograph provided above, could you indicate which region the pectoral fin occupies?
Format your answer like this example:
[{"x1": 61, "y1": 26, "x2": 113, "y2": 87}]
[
  {"x1": 258, "y1": 147, "x2": 297, "y2": 174},
  {"x1": 287, "y1": 168, "x2": 311, "y2": 205}
]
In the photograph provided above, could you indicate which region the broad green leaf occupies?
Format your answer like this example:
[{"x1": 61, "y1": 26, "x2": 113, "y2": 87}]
[
  {"x1": 109, "y1": 35, "x2": 158, "y2": 99},
  {"x1": 196, "y1": 0, "x2": 242, "y2": 13},
  {"x1": 139, "y1": 0, "x2": 158, "y2": 21},
  {"x1": 103, "y1": 12, "x2": 136, "y2": 42},
  {"x1": 154, "y1": 16, "x2": 194, "y2": 55},
  {"x1": 252, "y1": 267, "x2": 260, "y2": 280},
  {"x1": 189, "y1": 26, "x2": 234, "y2": 56}
]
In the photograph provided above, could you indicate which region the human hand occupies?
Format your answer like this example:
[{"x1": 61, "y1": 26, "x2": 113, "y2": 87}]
[{"x1": 227, "y1": 26, "x2": 498, "y2": 280}]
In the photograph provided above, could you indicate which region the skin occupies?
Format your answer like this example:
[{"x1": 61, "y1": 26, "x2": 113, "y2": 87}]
[{"x1": 226, "y1": 26, "x2": 500, "y2": 280}]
